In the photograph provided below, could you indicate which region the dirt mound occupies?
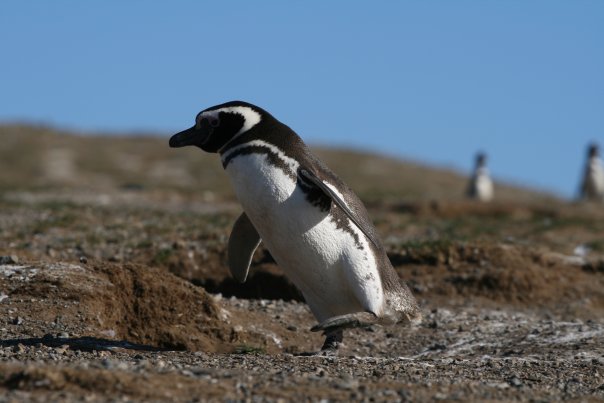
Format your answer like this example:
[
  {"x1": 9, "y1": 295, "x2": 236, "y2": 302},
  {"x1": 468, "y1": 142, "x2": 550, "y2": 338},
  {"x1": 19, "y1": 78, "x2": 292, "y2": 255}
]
[
  {"x1": 90, "y1": 262, "x2": 230, "y2": 351},
  {"x1": 1, "y1": 261, "x2": 240, "y2": 351},
  {"x1": 392, "y1": 242, "x2": 604, "y2": 316}
]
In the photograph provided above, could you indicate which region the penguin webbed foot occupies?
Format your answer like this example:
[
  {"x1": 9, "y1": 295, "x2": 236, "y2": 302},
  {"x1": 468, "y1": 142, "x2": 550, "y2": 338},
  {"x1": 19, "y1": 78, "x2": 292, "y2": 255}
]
[
  {"x1": 292, "y1": 330, "x2": 342, "y2": 357},
  {"x1": 311, "y1": 312, "x2": 379, "y2": 333},
  {"x1": 320, "y1": 329, "x2": 343, "y2": 352}
]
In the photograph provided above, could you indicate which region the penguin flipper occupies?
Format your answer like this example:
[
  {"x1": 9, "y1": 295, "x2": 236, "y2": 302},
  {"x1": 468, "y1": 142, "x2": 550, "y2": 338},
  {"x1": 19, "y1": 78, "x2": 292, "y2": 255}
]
[
  {"x1": 228, "y1": 212, "x2": 262, "y2": 283},
  {"x1": 298, "y1": 168, "x2": 380, "y2": 248}
]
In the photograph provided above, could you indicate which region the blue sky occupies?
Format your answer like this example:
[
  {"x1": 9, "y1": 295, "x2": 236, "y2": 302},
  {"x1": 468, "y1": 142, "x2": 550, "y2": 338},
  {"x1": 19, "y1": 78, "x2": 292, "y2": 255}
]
[{"x1": 1, "y1": 1, "x2": 602, "y2": 197}]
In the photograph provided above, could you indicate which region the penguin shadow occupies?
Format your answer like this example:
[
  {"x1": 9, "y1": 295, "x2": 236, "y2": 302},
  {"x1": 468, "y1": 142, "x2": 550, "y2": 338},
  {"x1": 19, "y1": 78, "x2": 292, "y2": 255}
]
[
  {"x1": 199, "y1": 269, "x2": 304, "y2": 301},
  {"x1": 0, "y1": 335, "x2": 164, "y2": 352}
]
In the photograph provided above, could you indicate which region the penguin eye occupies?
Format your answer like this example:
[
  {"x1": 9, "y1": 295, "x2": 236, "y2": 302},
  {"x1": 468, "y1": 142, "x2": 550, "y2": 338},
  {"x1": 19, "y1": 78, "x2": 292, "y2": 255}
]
[{"x1": 209, "y1": 117, "x2": 220, "y2": 128}]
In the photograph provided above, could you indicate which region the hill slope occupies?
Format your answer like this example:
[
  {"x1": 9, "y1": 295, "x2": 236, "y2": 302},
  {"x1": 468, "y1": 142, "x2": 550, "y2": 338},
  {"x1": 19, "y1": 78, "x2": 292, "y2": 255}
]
[{"x1": 0, "y1": 124, "x2": 554, "y2": 204}]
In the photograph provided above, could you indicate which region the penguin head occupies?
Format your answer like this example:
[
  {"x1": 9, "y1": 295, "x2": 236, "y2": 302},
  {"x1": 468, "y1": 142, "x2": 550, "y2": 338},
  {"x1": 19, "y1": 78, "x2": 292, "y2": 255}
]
[
  {"x1": 475, "y1": 152, "x2": 487, "y2": 167},
  {"x1": 169, "y1": 101, "x2": 264, "y2": 153},
  {"x1": 588, "y1": 143, "x2": 600, "y2": 159}
]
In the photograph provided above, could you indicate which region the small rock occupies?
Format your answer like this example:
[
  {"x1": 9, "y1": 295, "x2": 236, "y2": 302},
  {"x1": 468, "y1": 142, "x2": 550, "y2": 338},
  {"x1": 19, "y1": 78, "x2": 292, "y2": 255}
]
[
  {"x1": 13, "y1": 343, "x2": 26, "y2": 353},
  {"x1": 508, "y1": 376, "x2": 523, "y2": 387},
  {"x1": 58, "y1": 332, "x2": 70, "y2": 339},
  {"x1": 336, "y1": 379, "x2": 359, "y2": 390},
  {"x1": 12, "y1": 316, "x2": 23, "y2": 325},
  {"x1": 55, "y1": 345, "x2": 70, "y2": 354}
]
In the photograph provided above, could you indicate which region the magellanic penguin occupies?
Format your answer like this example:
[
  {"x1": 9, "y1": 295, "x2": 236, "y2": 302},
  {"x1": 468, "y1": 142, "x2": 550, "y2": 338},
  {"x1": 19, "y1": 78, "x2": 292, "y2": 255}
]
[
  {"x1": 579, "y1": 143, "x2": 604, "y2": 202},
  {"x1": 467, "y1": 152, "x2": 494, "y2": 202},
  {"x1": 169, "y1": 101, "x2": 421, "y2": 352}
]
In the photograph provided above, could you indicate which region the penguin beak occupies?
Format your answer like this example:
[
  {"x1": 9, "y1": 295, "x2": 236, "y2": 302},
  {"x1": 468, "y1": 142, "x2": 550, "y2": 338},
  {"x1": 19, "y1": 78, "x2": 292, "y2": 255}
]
[
  {"x1": 169, "y1": 120, "x2": 211, "y2": 148},
  {"x1": 169, "y1": 126, "x2": 197, "y2": 148}
]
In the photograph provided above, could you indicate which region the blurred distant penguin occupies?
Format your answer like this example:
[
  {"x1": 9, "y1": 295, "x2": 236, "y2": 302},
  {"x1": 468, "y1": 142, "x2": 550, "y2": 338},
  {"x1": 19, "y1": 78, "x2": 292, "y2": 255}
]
[
  {"x1": 579, "y1": 143, "x2": 604, "y2": 202},
  {"x1": 467, "y1": 152, "x2": 494, "y2": 202},
  {"x1": 169, "y1": 101, "x2": 420, "y2": 353}
]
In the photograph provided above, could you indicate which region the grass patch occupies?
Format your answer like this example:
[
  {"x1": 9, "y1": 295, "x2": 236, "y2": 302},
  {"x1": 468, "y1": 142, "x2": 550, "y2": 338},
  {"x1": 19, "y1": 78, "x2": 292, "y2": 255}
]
[
  {"x1": 586, "y1": 240, "x2": 604, "y2": 253},
  {"x1": 136, "y1": 240, "x2": 153, "y2": 249},
  {"x1": 30, "y1": 213, "x2": 78, "y2": 234},
  {"x1": 151, "y1": 248, "x2": 173, "y2": 266},
  {"x1": 233, "y1": 344, "x2": 266, "y2": 355},
  {"x1": 398, "y1": 238, "x2": 455, "y2": 251}
]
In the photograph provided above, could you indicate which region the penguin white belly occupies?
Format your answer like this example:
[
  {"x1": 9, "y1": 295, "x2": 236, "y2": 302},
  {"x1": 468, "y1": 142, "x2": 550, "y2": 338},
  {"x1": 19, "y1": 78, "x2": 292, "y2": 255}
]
[
  {"x1": 224, "y1": 151, "x2": 384, "y2": 322},
  {"x1": 475, "y1": 175, "x2": 494, "y2": 201},
  {"x1": 587, "y1": 164, "x2": 604, "y2": 199}
]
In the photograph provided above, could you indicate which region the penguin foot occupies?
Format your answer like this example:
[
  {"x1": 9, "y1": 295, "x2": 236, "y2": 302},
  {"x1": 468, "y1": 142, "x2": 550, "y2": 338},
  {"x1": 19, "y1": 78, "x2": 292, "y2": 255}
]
[
  {"x1": 311, "y1": 312, "x2": 378, "y2": 333},
  {"x1": 320, "y1": 329, "x2": 343, "y2": 352},
  {"x1": 292, "y1": 330, "x2": 343, "y2": 356}
]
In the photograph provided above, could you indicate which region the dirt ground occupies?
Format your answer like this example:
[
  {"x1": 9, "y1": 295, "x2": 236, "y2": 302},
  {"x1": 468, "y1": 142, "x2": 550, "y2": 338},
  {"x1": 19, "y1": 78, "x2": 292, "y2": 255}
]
[{"x1": 1, "y1": 126, "x2": 604, "y2": 401}]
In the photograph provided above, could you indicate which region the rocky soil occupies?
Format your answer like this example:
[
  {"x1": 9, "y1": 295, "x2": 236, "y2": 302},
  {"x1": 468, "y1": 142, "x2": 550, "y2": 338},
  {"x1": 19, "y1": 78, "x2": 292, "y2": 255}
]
[
  {"x1": 1, "y1": 260, "x2": 603, "y2": 401},
  {"x1": 1, "y1": 126, "x2": 603, "y2": 401}
]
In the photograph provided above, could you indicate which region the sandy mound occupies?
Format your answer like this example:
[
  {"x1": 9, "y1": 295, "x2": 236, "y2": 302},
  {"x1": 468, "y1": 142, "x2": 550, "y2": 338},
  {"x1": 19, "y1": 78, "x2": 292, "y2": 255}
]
[
  {"x1": 1, "y1": 261, "x2": 238, "y2": 351},
  {"x1": 391, "y1": 242, "x2": 604, "y2": 316}
]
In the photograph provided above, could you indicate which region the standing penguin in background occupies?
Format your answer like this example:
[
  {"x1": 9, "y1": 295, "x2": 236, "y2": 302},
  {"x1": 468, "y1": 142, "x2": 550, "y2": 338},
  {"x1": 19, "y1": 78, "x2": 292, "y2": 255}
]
[
  {"x1": 169, "y1": 101, "x2": 421, "y2": 352},
  {"x1": 467, "y1": 152, "x2": 494, "y2": 202},
  {"x1": 579, "y1": 143, "x2": 604, "y2": 202}
]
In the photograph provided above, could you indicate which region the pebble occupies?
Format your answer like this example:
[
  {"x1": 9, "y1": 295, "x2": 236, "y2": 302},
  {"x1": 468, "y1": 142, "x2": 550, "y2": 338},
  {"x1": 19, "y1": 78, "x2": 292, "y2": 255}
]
[
  {"x1": 55, "y1": 345, "x2": 70, "y2": 354},
  {"x1": 13, "y1": 343, "x2": 26, "y2": 353},
  {"x1": 508, "y1": 376, "x2": 523, "y2": 387}
]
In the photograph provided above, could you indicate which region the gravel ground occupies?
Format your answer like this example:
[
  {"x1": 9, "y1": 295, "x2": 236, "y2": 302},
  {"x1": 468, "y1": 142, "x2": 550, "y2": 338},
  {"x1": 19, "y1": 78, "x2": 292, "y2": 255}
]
[{"x1": 1, "y1": 263, "x2": 603, "y2": 401}]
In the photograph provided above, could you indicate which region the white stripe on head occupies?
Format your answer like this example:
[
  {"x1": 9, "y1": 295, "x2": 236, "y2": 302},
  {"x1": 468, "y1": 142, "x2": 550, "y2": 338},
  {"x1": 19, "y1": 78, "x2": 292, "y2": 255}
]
[
  {"x1": 199, "y1": 106, "x2": 262, "y2": 153},
  {"x1": 199, "y1": 106, "x2": 261, "y2": 136}
]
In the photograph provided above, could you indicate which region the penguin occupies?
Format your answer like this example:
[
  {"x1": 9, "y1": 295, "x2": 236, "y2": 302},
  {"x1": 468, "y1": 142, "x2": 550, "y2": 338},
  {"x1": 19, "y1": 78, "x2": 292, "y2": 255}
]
[
  {"x1": 467, "y1": 152, "x2": 494, "y2": 202},
  {"x1": 579, "y1": 143, "x2": 604, "y2": 202},
  {"x1": 169, "y1": 101, "x2": 421, "y2": 352}
]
